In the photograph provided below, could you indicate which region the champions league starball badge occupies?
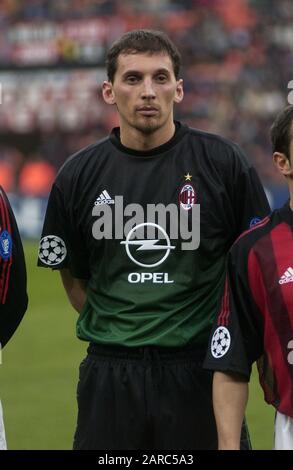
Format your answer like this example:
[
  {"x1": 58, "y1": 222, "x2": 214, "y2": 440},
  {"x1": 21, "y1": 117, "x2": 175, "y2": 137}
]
[
  {"x1": 211, "y1": 326, "x2": 231, "y2": 358},
  {"x1": 38, "y1": 235, "x2": 67, "y2": 266}
]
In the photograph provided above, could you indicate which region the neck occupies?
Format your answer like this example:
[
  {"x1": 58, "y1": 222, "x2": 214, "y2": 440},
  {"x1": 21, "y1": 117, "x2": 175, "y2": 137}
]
[
  {"x1": 288, "y1": 179, "x2": 293, "y2": 211},
  {"x1": 120, "y1": 120, "x2": 176, "y2": 151}
]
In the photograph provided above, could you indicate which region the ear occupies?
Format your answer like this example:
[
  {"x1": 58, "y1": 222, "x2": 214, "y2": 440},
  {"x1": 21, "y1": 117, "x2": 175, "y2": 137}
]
[
  {"x1": 174, "y1": 79, "x2": 184, "y2": 104},
  {"x1": 102, "y1": 81, "x2": 116, "y2": 105},
  {"x1": 273, "y1": 152, "x2": 292, "y2": 177}
]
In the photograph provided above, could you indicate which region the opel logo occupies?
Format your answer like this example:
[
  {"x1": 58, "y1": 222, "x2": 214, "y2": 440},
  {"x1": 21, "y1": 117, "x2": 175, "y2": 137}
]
[{"x1": 120, "y1": 222, "x2": 175, "y2": 268}]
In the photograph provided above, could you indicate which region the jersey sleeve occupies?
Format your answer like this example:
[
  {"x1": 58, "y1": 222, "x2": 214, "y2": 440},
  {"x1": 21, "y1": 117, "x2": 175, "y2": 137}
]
[
  {"x1": 203, "y1": 244, "x2": 264, "y2": 380},
  {"x1": 38, "y1": 182, "x2": 90, "y2": 280},
  {"x1": 0, "y1": 187, "x2": 28, "y2": 348},
  {"x1": 231, "y1": 145, "x2": 270, "y2": 233}
]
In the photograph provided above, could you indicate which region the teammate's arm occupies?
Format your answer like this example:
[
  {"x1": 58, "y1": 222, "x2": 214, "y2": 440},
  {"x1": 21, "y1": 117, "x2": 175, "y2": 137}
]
[
  {"x1": 213, "y1": 371, "x2": 248, "y2": 450},
  {"x1": 0, "y1": 187, "x2": 28, "y2": 348},
  {"x1": 60, "y1": 269, "x2": 87, "y2": 313}
]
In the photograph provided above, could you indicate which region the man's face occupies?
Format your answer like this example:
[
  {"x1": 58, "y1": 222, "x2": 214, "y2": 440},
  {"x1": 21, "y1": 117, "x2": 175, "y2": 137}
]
[{"x1": 103, "y1": 52, "x2": 183, "y2": 135}]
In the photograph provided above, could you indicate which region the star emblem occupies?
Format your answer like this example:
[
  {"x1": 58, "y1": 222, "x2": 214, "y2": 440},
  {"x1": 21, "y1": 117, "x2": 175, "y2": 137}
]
[{"x1": 184, "y1": 173, "x2": 192, "y2": 181}]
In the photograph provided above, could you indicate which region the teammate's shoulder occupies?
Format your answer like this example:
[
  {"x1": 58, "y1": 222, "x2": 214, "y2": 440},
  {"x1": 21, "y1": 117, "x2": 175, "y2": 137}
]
[
  {"x1": 0, "y1": 185, "x2": 7, "y2": 202},
  {"x1": 0, "y1": 185, "x2": 11, "y2": 210},
  {"x1": 231, "y1": 211, "x2": 277, "y2": 254}
]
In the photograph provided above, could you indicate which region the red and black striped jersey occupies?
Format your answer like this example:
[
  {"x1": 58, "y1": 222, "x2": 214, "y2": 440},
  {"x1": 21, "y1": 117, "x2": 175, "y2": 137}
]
[
  {"x1": 0, "y1": 187, "x2": 28, "y2": 348},
  {"x1": 204, "y1": 202, "x2": 293, "y2": 418}
]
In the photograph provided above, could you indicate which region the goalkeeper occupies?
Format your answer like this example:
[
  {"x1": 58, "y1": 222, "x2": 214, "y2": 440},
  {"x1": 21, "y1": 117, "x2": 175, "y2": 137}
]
[{"x1": 38, "y1": 29, "x2": 270, "y2": 450}]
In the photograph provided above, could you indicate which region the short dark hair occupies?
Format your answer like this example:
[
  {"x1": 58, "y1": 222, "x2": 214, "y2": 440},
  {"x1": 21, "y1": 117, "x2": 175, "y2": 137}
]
[
  {"x1": 106, "y1": 29, "x2": 181, "y2": 83},
  {"x1": 270, "y1": 105, "x2": 293, "y2": 159}
]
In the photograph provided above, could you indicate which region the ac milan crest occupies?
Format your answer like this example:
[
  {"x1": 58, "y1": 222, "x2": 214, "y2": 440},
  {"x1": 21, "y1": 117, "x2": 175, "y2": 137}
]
[{"x1": 179, "y1": 184, "x2": 197, "y2": 211}]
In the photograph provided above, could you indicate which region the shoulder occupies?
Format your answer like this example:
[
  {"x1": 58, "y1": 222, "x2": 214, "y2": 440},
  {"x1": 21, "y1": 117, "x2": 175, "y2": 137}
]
[
  {"x1": 55, "y1": 136, "x2": 110, "y2": 187},
  {"x1": 186, "y1": 126, "x2": 250, "y2": 169},
  {"x1": 187, "y1": 126, "x2": 244, "y2": 155},
  {"x1": 230, "y1": 212, "x2": 277, "y2": 259},
  {"x1": 0, "y1": 186, "x2": 8, "y2": 203},
  {"x1": 0, "y1": 186, "x2": 12, "y2": 220}
]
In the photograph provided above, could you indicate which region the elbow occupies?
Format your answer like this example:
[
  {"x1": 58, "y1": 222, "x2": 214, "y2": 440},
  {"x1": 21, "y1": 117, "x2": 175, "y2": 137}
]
[{"x1": 69, "y1": 293, "x2": 86, "y2": 314}]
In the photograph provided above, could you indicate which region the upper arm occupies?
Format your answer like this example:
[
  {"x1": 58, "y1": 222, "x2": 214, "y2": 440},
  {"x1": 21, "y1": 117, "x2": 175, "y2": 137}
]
[
  {"x1": 0, "y1": 187, "x2": 28, "y2": 347},
  {"x1": 38, "y1": 182, "x2": 90, "y2": 279},
  {"x1": 60, "y1": 268, "x2": 88, "y2": 313},
  {"x1": 204, "y1": 244, "x2": 264, "y2": 378},
  {"x1": 231, "y1": 146, "x2": 270, "y2": 233}
]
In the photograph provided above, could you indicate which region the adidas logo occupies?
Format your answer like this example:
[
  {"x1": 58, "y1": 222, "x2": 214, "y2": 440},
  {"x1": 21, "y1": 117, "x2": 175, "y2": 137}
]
[
  {"x1": 94, "y1": 190, "x2": 115, "y2": 206},
  {"x1": 279, "y1": 267, "x2": 293, "y2": 285}
]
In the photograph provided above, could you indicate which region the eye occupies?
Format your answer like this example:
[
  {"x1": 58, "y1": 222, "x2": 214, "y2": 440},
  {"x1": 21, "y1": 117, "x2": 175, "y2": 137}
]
[
  {"x1": 155, "y1": 74, "x2": 168, "y2": 83},
  {"x1": 125, "y1": 75, "x2": 140, "y2": 84}
]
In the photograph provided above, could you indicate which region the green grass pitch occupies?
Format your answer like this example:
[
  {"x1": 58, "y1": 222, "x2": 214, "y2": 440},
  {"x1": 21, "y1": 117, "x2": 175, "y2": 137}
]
[{"x1": 0, "y1": 241, "x2": 274, "y2": 449}]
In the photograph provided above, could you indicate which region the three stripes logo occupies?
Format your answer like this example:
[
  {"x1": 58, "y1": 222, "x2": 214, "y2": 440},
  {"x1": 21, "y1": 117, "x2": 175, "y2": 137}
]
[
  {"x1": 94, "y1": 190, "x2": 115, "y2": 206},
  {"x1": 279, "y1": 267, "x2": 293, "y2": 285}
]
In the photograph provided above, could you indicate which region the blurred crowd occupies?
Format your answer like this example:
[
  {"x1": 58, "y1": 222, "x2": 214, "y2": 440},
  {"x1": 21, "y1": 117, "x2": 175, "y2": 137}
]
[{"x1": 0, "y1": 0, "x2": 293, "y2": 195}]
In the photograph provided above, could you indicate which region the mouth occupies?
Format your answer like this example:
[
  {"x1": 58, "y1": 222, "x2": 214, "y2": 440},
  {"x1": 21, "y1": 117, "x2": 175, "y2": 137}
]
[{"x1": 136, "y1": 107, "x2": 159, "y2": 116}]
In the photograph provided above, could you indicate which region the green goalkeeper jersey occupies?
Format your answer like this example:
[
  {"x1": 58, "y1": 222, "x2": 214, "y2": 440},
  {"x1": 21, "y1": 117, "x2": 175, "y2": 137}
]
[{"x1": 38, "y1": 122, "x2": 270, "y2": 348}]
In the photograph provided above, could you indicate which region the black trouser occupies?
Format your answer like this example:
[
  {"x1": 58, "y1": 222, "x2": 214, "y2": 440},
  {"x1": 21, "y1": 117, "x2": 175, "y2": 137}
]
[{"x1": 73, "y1": 343, "x2": 251, "y2": 450}]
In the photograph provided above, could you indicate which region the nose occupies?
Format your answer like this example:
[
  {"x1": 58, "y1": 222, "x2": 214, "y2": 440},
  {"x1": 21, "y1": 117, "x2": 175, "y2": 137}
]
[{"x1": 141, "y1": 78, "x2": 156, "y2": 100}]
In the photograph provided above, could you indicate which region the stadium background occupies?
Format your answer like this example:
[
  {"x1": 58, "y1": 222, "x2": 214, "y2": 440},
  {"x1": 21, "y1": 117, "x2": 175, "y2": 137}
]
[{"x1": 0, "y1": 0, "x2": 290, "y2": 449}]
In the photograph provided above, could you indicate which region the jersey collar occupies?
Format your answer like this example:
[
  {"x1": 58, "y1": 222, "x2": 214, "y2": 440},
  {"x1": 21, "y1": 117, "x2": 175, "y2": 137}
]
[{"x1": 109, "y1": 121, "x2": 188, "y2": 157}]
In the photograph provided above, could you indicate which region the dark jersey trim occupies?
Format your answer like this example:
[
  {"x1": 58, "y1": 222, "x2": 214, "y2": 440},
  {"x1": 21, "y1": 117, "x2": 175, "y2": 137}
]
[
  {"x1": 278, "y1": 201, "x2": 293, "y2": 230},
  {"x1": 218, "y1": 276, "x2": 229, "y2": 326},
  {"x1": 233, "y1": 215, "x2": 270, "y2": 246}
]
